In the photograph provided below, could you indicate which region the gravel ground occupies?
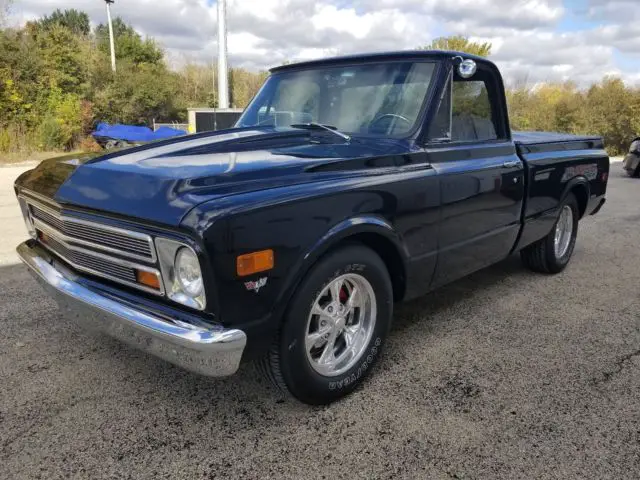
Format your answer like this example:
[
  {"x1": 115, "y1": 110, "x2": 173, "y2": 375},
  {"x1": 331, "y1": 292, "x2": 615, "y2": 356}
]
[{"x1": 1, "y1": 164, "x2": 639, "y2": 479}]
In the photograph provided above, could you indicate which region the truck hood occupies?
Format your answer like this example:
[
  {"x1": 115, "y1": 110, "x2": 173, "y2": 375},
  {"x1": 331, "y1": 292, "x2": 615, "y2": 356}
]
[{"x1": 15, "y1": 127, "x2": 409, "y2": 226}]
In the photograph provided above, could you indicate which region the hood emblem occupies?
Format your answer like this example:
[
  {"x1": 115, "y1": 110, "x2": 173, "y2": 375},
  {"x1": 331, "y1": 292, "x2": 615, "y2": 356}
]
[{"x1": 244, "y1": 277, "x2": 267, "y2": 293}]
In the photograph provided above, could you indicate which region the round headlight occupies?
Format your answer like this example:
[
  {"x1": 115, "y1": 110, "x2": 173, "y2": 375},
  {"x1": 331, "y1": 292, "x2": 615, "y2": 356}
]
[{"x1": 175, "y1": 248, "x2": 203, "y2": 297}]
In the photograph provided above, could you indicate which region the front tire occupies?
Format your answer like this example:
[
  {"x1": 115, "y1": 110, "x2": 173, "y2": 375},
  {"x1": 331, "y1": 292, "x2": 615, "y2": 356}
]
[
  {"x1": 261, "y1": 245, "x2": 393, "y2": 405},
  {"x1": 521, "y1": 193, "x2": 579, "y2": 274}
]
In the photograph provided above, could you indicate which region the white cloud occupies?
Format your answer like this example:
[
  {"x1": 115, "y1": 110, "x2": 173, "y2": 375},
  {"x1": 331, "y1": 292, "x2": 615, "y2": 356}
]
[{"x1": 7, "y1": 0, "x2": 640, "y2": 86}]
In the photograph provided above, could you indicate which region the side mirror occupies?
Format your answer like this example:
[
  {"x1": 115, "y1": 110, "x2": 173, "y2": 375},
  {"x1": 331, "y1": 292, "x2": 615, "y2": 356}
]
[{"x1": 458, "y1": 59, "x2": 477, "y2": 79}]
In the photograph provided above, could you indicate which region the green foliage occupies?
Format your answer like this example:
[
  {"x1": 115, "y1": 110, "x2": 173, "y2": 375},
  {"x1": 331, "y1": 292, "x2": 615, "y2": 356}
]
[
  {"x1": 506, "y1": 79, "x2": 638, "y2": 155},
  {"x1": 96, "y1": 17, "x2": 163, "y2": 66},
  {"x1": 0, "y1": 29, "x2": 41, "y2": 125},
  {"x1": 175, "y1": 63, "x2": 216, "y2": 108},
  {"x1": 95, "y1": 17, "x2": 136, "y2": 39},
  {"x1": 0, "y1": 11, "x2": 176, "y2": 153},
  {"x1": 33, "y1": 9, "x2": 90, "y2": 36},
  {"x1": 29, "y1": 86, "x2": 82, "y2": 150},
  {"x1": 93, "y1": 63, "x2": 180, "y2": 125},
  {"x1": 33, "y1": 24, "x2": 89, "y2": 94},
  {"x1": 422, "y1": 35, "x2": 492, "y2": 57},
  {"x1": 229, "y1": 68, "x2": 269, "y2": 108}
]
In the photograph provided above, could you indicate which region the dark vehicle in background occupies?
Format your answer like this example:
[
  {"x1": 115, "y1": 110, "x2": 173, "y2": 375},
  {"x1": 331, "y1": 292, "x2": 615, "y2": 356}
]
[
  {"x1": 15, "y1": 51, "x2": 609, "y2": 405},
  {"x1": 623, "y1": 137, "x2": 640, "y2": 177}
]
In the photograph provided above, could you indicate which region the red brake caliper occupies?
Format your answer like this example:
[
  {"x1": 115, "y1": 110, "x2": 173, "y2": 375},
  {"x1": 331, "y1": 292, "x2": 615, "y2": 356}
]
[{"x1": 339, "y1": 286, "x2": 348, "y2": 304}]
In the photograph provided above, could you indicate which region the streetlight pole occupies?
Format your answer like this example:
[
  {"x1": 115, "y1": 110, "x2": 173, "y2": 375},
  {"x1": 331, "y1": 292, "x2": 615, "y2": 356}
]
[
  {"x1": 105, "y1": 0, "x2": 116, "y2": 73},
  {"x1": 217, "y1": 0, "x2": 229, "y2": 109}
]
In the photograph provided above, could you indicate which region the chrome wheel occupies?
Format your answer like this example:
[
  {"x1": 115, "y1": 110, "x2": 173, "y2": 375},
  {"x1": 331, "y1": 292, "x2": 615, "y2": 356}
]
[
  {"x1": 554, "y1": 205, "x2": 574, "y2": 258},
  {"x1": 305, "y1": 274, "x2": 377, "y2": 377}
]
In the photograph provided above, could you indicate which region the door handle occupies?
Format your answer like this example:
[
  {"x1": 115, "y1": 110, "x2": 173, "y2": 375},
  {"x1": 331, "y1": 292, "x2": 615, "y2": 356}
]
[{"x1": 502, "y1": 160, "x2": 521, "y2": 169}]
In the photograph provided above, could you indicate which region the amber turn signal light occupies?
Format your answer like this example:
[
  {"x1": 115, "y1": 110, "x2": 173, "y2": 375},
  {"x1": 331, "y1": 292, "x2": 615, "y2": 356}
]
[
  {"x1": 136, "y1": 270, "x2": 161, "y2": 290},
  {"x1": 237, "y1": 249, "x2": 274, "y2": 277}
]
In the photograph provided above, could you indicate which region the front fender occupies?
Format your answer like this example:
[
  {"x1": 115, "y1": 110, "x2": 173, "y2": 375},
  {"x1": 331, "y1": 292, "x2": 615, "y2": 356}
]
[{"x1": 273, "y1": 215, "x2": 407, "y2": 315}]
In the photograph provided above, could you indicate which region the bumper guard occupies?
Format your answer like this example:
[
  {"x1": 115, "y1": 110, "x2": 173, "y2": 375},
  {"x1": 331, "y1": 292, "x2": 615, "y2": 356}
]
[{"x1": 17, "y1": 241, "x2": 246, "y2": 377}]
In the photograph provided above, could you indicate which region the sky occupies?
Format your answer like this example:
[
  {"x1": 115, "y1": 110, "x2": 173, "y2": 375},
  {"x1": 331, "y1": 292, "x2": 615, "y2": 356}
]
[{"x1": 7, "y1": 0, "x2": 640, "y2": 87}]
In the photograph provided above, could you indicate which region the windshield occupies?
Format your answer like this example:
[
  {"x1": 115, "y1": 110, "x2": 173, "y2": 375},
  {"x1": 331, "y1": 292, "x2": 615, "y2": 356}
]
[{"x1": 237, "y1": 61, "x2": 436, "y2": 137}]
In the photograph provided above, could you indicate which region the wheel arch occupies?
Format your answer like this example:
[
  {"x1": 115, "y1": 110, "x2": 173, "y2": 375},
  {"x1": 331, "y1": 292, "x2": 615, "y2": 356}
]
[
  {"x1": 562, "y1": 176, "x2": 590, "y2": 218},
  {"x1": 275, "y1": 216, "x2": 408, "y2": 317}
]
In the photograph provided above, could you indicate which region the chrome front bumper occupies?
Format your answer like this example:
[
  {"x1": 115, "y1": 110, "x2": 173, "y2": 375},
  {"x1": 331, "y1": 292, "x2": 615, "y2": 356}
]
[{"x1": 17, "y1": 241, "x2": 246, "y2": 377}]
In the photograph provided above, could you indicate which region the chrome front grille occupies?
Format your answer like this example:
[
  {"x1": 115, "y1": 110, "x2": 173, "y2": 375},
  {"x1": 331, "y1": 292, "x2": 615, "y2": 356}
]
[
  {"x1": 44, "y1": 234, "x2": 138, "y2": 284},
  {"x1": 28, "y1": 201, "x2": 155, "y2": 262},
  {"x1": 20, "y1": 190, "x2": 163, "y2": 296}
]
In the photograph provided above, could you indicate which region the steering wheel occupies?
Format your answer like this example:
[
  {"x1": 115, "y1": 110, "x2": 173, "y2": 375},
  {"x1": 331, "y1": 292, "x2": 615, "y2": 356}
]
[{"x1": 368, "y1": 114, "x2": 412, "y2": 134}]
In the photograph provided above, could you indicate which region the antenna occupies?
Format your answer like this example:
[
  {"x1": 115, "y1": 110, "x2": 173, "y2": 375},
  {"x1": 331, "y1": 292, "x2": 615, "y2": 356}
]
[{"x1": 217, "y1": 0, "x2": 229, "y2": 109}]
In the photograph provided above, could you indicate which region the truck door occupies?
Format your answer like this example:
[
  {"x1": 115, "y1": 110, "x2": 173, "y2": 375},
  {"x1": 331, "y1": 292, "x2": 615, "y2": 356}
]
[{"x1": 426, "y1": 63, "x2": 525, "y2": 288}]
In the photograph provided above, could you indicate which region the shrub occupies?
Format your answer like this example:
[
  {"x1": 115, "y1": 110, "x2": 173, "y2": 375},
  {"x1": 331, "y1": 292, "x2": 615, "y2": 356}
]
[
  {"x1": 36, "y1": 115, "x2": 64, "y2": 150},
  {"x1": 76, "y1": 135, "x2": 101, "y2": 152}
]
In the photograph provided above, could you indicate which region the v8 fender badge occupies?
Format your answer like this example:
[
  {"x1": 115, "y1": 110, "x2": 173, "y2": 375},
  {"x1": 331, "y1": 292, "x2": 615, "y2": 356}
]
[{"x1": 244, "y1": 277, "x2": 268, "y2": 293}]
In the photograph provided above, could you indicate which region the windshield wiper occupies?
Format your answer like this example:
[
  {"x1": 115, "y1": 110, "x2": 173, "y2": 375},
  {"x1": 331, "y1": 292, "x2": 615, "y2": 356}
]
[{"x1": 290, "y1": 123, "x2": 351, "y2": 142}]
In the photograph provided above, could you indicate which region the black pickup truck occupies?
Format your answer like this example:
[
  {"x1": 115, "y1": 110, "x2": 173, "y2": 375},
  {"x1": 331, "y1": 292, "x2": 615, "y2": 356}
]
[{"x1": 15, "y1": 51, "x2": 609, "y2": 404}]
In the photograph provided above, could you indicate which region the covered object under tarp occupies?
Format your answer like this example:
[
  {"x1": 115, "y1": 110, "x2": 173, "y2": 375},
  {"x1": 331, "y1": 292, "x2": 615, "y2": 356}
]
[{"x1": 92, "y1": 123, "x2": 186, "y2": 149}]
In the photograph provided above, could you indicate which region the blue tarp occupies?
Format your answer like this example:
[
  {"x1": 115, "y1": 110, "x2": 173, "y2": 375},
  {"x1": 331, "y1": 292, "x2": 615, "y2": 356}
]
[{"x1": 92, "y1": 122, "x2": 186, "y2": 143}]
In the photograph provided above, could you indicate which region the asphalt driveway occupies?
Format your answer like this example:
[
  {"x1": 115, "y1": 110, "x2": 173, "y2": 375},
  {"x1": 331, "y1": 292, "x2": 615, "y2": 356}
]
[
  {"x1": 0, "y1": 163, "x2": 35, "y2": 265},
  {"x1": 1, "y1": 162, "x2": 638, "y2": 479}
]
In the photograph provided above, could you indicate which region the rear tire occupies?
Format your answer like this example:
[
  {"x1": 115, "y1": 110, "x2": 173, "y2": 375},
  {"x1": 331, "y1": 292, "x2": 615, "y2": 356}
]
[
  {"x1": 626, "y1": 166, "x2": 640, "y2": 178},
  {"x1": 260, "y1": 245, "x2": 393, "y2": 405},
  {"x1": 521, "y1": 193, "x2": 579, "y2": 274}
]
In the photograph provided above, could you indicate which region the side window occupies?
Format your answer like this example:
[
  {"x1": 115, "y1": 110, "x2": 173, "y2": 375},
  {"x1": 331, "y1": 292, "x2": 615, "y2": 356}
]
[
  {"x1": 427, "y1": 73, "x2": 452, "y2": 142},
  {"x1": 259, "y1": 79, "x2": 319, "y2": 125},
  {"x1": 451, "y1": 79, "x2": 497, "y2": 142},
  {"x1": 427, "y1": 67, "x2": 503, "y2": 143}
]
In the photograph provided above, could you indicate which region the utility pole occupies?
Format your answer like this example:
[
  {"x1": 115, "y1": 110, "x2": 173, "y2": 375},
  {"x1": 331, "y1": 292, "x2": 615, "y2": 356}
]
[
  {"x1": 105, "y1": 0, "x2": 117, "y2": 73},
  {"x1": 217, "y1": 0, "x2": 229, "y2": 109}
]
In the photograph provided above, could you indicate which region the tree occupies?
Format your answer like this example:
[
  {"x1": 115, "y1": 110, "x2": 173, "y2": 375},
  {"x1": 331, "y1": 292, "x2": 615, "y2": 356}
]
[
  {"x1": 421, "y1": 35, "x2": 492, "y2": 57},
  {"x1": 96, "y1": 17, "x2": 163, "y2": 66},
  {"x1": 92, "y1": 63, "x2": 180, "y2": 125},
  {"x1": 176, "y1": 63, "x2": 216, "y2": 108},
  {"x1": 34, "y1": 24, "x2": 89, "y2": 95},
  {"x1": 34, "y1": 9, "x2": 90, "y2": 36},
  {"x1": 229, "y1": 68, "x2": 269, "y2": 108},
  {"x1": 95, "y1": 17, "x2": 136, "y2": 39},
  {"x1": 580, "y1": 77, "x2": 639, "y2": 155},
  {"x1": 0, "y1": 28, "x2": 44, "y2": 127}
]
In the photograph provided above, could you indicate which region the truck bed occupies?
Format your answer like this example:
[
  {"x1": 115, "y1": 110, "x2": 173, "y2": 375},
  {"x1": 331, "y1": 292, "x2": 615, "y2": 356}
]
[
  {"x1": 512, "y1": 130, "x2": 609, "y2": 252},
  {"x1": 513, "y1": 131, "x2": 603, "y2": 153}
]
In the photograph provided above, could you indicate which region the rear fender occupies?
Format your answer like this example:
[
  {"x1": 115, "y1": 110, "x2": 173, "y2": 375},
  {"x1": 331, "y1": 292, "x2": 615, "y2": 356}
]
[{"x1": 561, "y1": 176, "x2": 590, "y2": 218}]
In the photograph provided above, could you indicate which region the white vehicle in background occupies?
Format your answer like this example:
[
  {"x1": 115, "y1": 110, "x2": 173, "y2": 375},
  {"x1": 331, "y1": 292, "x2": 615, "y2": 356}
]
[{"x1": 623, "y1": 138, "x2": 640, "y2": 177}]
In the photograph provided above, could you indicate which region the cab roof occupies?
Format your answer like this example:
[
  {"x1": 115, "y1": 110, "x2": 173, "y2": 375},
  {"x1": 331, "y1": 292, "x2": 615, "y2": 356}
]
[{"x1": 269, "y1": 50, "x2": 497, "y2": 73}]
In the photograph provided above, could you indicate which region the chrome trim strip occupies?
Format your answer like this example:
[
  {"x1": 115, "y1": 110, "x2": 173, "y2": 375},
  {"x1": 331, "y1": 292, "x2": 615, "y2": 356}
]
[
  {"x1": 19, "y1": 189, "x2": 60, "y2": 209},
  {"x1": 34, "y1": 221, "x2": 164, "y2": 296},
  {"x1": 17, "y1": 241, "x2": 246, "y2": 377},
  {"x1": 19, "y1": 193, "x2": 156, "y2": 263},
  {"x1": 17, "y1": 197, "x2": 37, "y2": 239}
]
